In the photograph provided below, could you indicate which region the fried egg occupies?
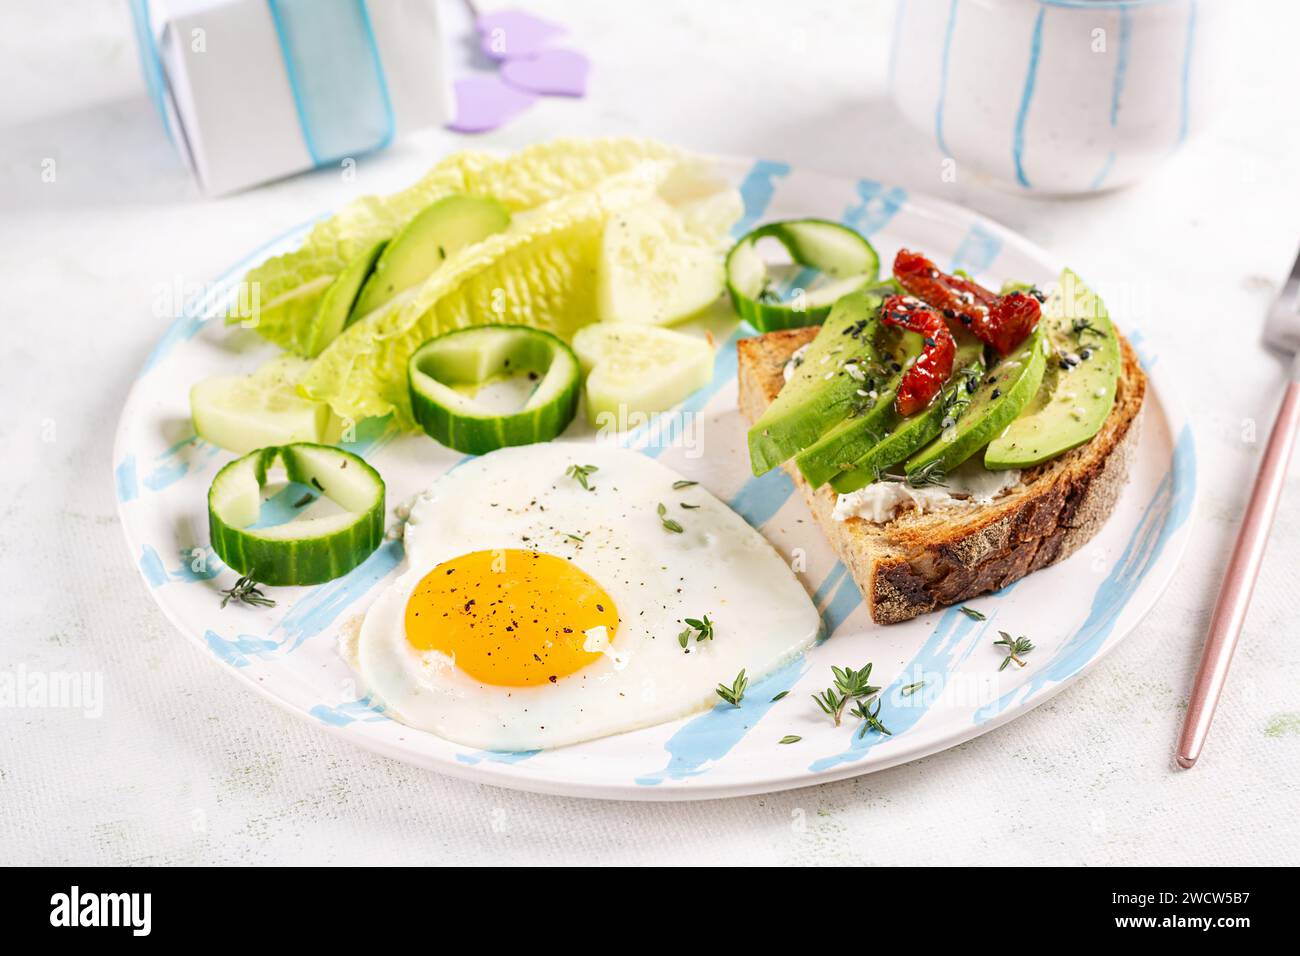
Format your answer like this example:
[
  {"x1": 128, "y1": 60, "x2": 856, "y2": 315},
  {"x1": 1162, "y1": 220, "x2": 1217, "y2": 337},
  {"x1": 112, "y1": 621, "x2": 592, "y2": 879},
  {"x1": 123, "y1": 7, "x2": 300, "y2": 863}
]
[{"x1": 345, "y1": 444, "x2": 820, "y2": 750}]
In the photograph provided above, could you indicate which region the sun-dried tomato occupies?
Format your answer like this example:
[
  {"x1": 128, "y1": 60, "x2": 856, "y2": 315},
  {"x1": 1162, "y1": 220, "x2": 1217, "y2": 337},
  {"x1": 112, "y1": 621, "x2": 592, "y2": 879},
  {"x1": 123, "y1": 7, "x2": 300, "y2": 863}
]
[
  {"x1": 879, "y1": 295, "x2": 955, "y2": 416},
  {"x1": 893, "y1": 249, "x2": 1040, "y2": 355}
]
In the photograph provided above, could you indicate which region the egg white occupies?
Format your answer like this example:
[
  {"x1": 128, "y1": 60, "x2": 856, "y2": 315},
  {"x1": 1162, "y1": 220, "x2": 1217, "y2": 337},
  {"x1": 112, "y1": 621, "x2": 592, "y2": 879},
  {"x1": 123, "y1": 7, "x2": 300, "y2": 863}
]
[{"x1": 345, "y1": 443, "x2": 821, "y2": 751}]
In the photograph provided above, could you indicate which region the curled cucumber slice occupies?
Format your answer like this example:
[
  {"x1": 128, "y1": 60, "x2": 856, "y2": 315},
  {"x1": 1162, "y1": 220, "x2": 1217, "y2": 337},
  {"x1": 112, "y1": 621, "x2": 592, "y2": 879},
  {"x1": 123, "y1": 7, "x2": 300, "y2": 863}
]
[
  {"x1": 208, "y1": 443, "x2": 385, "y2": 586},
  {"x1": 408, "y1": 325, "x2": 581, "y2": 454},
  {"x1": 725, "y1": 219, "x2": 879, "y2": 332}
]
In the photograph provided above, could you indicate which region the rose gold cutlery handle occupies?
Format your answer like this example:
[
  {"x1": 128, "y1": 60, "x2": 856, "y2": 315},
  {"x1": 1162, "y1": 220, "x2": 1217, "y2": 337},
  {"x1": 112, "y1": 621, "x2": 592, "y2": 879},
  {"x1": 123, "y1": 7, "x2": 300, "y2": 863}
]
[{"x1": 1176, "y1": 378, "x2": 1300, "y2": 768}]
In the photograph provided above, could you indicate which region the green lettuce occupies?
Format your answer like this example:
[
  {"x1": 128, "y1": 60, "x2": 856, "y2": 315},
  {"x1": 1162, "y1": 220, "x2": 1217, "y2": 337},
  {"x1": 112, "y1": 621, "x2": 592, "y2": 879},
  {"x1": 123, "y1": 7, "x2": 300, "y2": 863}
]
[
  {"x1": 231, "y1": 138, "x2": 681, "y2": 354},
  {"x1": 299, "y1": 162, "x2": 676, "y2": 427}
]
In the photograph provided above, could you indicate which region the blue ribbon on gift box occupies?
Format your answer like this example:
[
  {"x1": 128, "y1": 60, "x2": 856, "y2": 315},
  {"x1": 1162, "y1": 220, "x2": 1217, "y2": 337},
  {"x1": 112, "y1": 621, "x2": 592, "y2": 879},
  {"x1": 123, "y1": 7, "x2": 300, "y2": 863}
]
[{"x1": 129, "y1": 0, "x2": 395, "y2": 166}]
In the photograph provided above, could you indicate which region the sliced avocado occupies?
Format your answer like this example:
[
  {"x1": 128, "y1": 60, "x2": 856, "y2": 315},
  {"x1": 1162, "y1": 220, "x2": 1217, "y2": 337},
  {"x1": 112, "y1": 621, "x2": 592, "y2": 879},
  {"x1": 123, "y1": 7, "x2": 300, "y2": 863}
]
[
  {"x1": 905, "y1": 323, "x2": 1048, "y2": 479},
  {"x1": 798, "y1": 331, "x2": 982, "y2": 490},
  {"x1": 301, "y1": 238, "x2": 387, "y2": 357},
  {"x1": 985, "y1": 269, "x2": 1120, "y2": 469},
  {"x1": 747, "y1": 288, "x2": 911, "y2": 475},
  {"x1": 826, "y1": 342, "x2": 986, "y2": 494},
  {"x1": 351, "y1": 195, "x2": 511, "y2": 319}
]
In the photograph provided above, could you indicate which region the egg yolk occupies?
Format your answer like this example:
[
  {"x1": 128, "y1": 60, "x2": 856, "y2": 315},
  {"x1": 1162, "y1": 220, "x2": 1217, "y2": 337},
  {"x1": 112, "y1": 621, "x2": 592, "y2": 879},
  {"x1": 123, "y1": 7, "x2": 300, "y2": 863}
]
[{"x1": 404, "y1": 549, "x2": 619, "y2": 687}]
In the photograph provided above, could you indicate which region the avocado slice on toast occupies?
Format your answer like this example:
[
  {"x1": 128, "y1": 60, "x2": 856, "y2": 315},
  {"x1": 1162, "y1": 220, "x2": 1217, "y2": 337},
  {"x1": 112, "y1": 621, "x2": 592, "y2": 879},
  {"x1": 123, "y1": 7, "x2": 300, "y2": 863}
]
[
  {"x1": 984, "y1": 270, "x2": 1119, "y2": 469},
  {"x1": 905, "y1": 323, "x2": 1048, "y2": 480},
  {"x1": 746, "y1": 287, "x2": 919, "y2": 476}
]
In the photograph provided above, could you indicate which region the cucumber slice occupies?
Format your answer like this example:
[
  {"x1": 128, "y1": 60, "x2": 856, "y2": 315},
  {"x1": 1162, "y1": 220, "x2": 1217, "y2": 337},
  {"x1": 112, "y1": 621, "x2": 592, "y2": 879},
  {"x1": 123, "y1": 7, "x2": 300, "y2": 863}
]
[
  {"x1": 597, "y1": 200, "x2": 725, "y2": 325},
  {"x1": 208, "y1": 443, "x2": 384, "y2": 586},
  {"x1": 572, "y1": 323, "x2": 713, "y2": 428},
  {"x1": 408, "y1": 325, "x2": 581, "y2": 454},
  {"x1": 906, "y1": 325, "x2": 1049, "y2": 479},
  {"x1": 726, "y1": 219, "x2": 879, "y2": 332},
  {"x1": 301, "y1": 239, "x2": 388, "y2": 357},
  {"x1": 190, "y1": 355, "x2": 334, "y2": 455},
  {"x1": 352, "y1": 195, "x2": 511, "y2": 320}
]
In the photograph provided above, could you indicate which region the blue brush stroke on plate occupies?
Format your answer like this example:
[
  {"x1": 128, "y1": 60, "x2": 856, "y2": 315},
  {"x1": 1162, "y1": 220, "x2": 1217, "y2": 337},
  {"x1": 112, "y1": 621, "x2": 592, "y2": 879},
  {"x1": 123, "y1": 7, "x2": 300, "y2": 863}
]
[
  {"x1": 844, "y1": 179, "x2": 908, "y2": 238},
  {"x1": 635, "y1": 654, "x2": 808, "y2": 785},
  {"x1": 310, "y1": 695, "x2": 388, "y2": 726},
  {"x1": 973, "y1": 424, "x2": 1196, "y2": 723},
  {"x1": 820, "y1": 573, "x2": 863, "y2": 637},
  {"x1": 1125, "y1": 330, "x2": 1157, "y2": 370},
  {"x1": 142, "y1": 434, "x2": 219, "y2": 493},
  {"x1": 141, "y1": 545, "x2": 226, "y2": 587},
  {"x1": 340, "y1": 414, "x2": 399, "y2": 458},
  {"x1": 634, "y1": 571, "x2": 862, "y2": 786},
  {"x1": 728, "y1": 468, "x2": 795, "y2": 529},
  {"x1": 249, "y1": 481, "x2": 319, "y2": 529},
  {"x1": 116, "y1": 455, "x2": 138, "y2": 503},
  {"x1": 813, "y1": 563, "x2": 848, "y2": 606},
  {"x1": 140, "y1": 545, "x2": 168, "y2": 587},
  {"x1": 807, "y1": 603, "x2": 992, "y2": 772},
  {"x1": 730, "y1": 159, "x2": 792, "y2": 236},
  {"x1": 949, "y1": 223, "x2": 1002, "y2": 275},
  {"x1": 205, "y1": 629, "x2": 282, "y2": 668},
  {"x1": 169, "y1": 547, "x2": 224, "y2": 582},
  {"x1": 274, "y1": 539, "x2": 405, "y2": 652},
  {"x1": 457, "y1": 748, "x2": 542, "y2": 766}
]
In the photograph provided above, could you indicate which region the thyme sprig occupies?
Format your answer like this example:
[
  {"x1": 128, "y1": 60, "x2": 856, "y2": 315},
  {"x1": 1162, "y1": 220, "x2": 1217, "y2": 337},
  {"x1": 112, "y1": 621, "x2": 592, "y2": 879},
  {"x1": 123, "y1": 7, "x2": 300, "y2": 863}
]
[
  {"x1": 565, "y1": 463, "x2": 598, "y2": 491},
  {"x1": 850, "y1": 697, "x2": 892, "y2": 738},
  {"x1": 716, "y1": 669, "x2": 748, "y2": 706},
  {"x1": 994, "y1": 631, "x2": 1035, "y2": 671},
  {"x1": 872, "y1": 459, "x2": 948, "y2": 489},
  {"x1": 811, "y1": 663, "x2": 880, "y2": 726},
  {"x1": 1071, "y1": 317, "x2": 1107, "y2": 342},
  {"x1": 905, "y1": 459, "x2": 948, "y2": 488},
  {"x1": 677, "y1": 614, "x2": 714, "y2": 650},
  {"x1": 940, "y1": 365, "x2": 983, "y2": 426},
  {"x1": 220, "y1": 573, "x2": 275, "y2": 610}
]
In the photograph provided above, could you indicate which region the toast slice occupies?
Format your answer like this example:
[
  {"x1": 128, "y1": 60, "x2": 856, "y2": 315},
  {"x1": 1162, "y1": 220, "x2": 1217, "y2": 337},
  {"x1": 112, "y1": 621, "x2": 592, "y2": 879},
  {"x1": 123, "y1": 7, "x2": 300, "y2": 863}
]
[{"x1": 738, "y1": 326, "x2": 1147, "y2": 624}]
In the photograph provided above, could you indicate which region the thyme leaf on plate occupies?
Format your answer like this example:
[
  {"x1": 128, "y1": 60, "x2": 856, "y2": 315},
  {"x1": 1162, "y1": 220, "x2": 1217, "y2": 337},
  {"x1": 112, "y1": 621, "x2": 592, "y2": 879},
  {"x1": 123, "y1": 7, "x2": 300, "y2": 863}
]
[
  {"x1": 677, "y1": 614, "x2": 714, "y2": 650},
  {"x1": 657, "y1": 502, "x2": 683, "y2": 533},
  {"x1": 850, "y1": 697, "x2": 891, "y2": 738},
  {"x1": 220, "y1": 573, "x2": 275, "y2": 610},
  {"x1": 565, "y1": 463, "x2": 598, "y2": 491},
  {"x1": 994, "y1": 631, "x2": 1035, "y2": 671},
  {"x1": 716, "y1": 669, "x2": 748, "y2": 707}
]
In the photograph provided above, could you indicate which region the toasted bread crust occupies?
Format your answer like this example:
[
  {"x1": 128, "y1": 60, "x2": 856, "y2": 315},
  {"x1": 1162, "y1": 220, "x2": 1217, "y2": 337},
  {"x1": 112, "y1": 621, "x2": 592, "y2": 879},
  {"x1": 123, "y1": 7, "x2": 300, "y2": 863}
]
[{"x1": 738, "y1": 325, "x2": 1147, "y2": 624}]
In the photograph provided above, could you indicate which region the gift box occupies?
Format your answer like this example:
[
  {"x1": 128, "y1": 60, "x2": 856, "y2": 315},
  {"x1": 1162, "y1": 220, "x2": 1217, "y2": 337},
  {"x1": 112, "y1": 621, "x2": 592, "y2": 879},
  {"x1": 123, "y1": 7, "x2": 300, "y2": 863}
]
[{"x1": 129, "y1": 0, "x2": 453, "y2": 195}]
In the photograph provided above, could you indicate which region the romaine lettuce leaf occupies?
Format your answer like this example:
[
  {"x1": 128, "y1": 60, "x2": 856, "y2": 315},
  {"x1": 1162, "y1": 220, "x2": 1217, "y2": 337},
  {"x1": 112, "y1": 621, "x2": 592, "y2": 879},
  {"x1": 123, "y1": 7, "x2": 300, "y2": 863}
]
[
  {"x1": 299, "y1": 162, "x2": 675, "y2": 427},
  {"x1": 233, "y1": 137, "x2": 681, "y2": 354}
]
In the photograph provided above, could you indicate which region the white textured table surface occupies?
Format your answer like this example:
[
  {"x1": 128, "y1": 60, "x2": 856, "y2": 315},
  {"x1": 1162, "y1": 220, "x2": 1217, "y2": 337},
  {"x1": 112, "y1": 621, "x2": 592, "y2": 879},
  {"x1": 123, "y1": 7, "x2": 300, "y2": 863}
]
[{"x1": 2, "y1": 0, "x2": 1297, "y2": 866}]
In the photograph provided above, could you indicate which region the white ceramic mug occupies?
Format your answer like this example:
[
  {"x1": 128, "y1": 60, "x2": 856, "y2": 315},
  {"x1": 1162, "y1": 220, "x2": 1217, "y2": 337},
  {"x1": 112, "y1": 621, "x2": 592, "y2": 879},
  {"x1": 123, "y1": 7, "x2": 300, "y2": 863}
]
[{"x1": 889, "y1": 0, "x2": 1224, "y2": 194}]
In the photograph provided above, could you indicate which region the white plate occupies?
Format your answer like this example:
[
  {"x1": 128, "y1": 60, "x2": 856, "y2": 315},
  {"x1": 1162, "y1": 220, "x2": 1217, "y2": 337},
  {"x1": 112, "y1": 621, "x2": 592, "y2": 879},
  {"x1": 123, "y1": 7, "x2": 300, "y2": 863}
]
[{"x1": 114, "y1": 157, "x2": 1197, "y2": 801}]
